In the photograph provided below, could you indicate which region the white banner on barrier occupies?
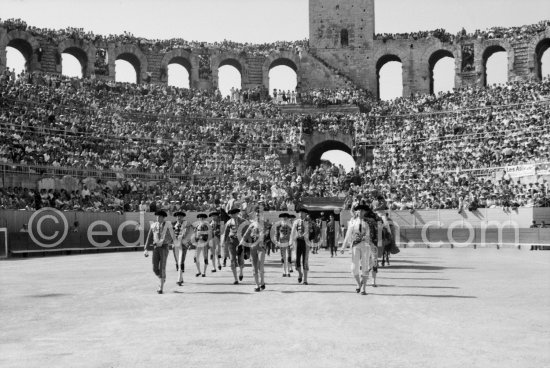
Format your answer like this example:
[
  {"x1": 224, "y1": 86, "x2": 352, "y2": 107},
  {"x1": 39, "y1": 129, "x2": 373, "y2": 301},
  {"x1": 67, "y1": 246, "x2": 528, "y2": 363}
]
[
  {"x1": 506, "y1": 164, "x2": 537, "y2": 178},
  {"x1": 536, "y1": 163, "x2": 550, "y2": 176}
]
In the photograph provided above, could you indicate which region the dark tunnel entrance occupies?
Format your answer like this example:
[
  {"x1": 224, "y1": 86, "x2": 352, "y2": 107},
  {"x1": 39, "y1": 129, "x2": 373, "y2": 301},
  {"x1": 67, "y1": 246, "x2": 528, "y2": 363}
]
[{"x1": 306, "y1": 140, "x2": 354, "y2": 168}]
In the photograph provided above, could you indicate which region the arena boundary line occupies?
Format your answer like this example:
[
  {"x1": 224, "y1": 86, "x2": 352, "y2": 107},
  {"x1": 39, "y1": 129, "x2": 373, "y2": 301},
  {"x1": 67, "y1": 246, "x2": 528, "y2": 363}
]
[
  {"x1": 397, "y1": 241, "x2": 550, "y2": 250},
  {"x1": 8, "y1": 246, "x2": 142, "y2": 254}
]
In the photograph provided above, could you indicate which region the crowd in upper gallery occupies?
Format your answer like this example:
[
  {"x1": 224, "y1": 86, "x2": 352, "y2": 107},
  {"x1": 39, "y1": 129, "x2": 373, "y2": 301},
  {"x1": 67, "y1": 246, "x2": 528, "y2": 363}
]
[
  {"x1": 0, "y1": 18, "x2": 308, "y2": 56},
  {"x1": 2, "y1": 18, "x2": 549, "y2": 56},
  {"x1": 0, "y1": 64, "x2": 549, "y2": 212},
  {"x1": 375, "y1": 19, "x2": 550, "y2": 42}
]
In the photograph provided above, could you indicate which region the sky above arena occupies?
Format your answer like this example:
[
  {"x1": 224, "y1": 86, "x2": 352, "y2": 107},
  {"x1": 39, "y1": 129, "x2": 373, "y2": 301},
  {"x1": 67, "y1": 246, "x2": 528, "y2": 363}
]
[
  {"x1": 3, "y1": 0, "x2": 550, "y2": 42},
  {"x1": 3, "y1": 0, "x2": 550, "y2": 171}
]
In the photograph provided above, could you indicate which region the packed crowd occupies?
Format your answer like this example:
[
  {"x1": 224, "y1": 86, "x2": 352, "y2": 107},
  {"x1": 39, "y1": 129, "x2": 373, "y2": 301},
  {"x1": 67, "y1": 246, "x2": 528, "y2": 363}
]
[
  {"x1": 4, "y1": 17, "x2": 548, "y2": 55},
  {"x1": 0, "y1": 18, "x2": 308, "y2": 56},
  {"x1": 375, "y1": 20, "x2": 549, "y2": 43},
  {"x1": 298, "y1": 87, "x2": 372, "y2": 107},
  {"x1": 375, "y1": 28, "x2": 455, "y2": 43},
  {"x1": 347, "y1": 163, "x2": 550, "y2": 211},
  {"x1": 1, "y1": 68, "x2": 550, "y2": 212},
  {"x1": 0, "y1": 173, "x2": 302, "y2": 213},
  {"x1": 1, "y1": 157, "x2": 549, "y2": 213},
  {"x1": 456, "y1": 19, "x2": 550, "y2": 42}
]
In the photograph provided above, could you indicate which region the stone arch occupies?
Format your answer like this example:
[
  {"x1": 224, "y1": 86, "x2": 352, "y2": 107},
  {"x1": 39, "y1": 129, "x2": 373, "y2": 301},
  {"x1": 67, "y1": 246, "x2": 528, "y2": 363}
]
[
  {"x1": 264, "y1": 52, "x2": 301, "y2": 71},
  {"x1": 160, "y1": 49, "x2": 198, "y2": 85},
  {"x1": 303, "y1": 131, "x2": 355, "y2": 170},
  {"x1": 113, "y1": 45, "x2": 148, "y2": 83},
  {"x1": 1, "y1": 30, "x2": 40, "y2": 71},
  {"x1": 526, "y1": 29, "x2": 550, "y2": 80},
  {"x1": 481, "y1": 43, "x2": 509, "y2": 86},
  {"x1": 57, "y1": 39, "x2": 96, "y2": 77},
  {"x1": 428, "y1": 49, "x2": 456, "y2": 94},
  {"x1": 263, "y1": 51, "x2": 301, "y2": 91},
  {"x1": 212, "y1": 52, "x2": 247, "y2": 89},
  {"x1": 306, "y1": 140, "x2": 353, "y2": 168},
  {"x1": 218, "y1": 58, "x2": 244, "y2": 90},
  {"x1": 376, "y1": 54, "x2": 402, "y2": 99},
  {"x1": 0, "y1": 28, "x2": 5, "y2": 71},
  {"x1": 219, "y1": 58, "x2": 243, "y2": 73},
  {"x1": 535, "y1": 38, "x2": 550, "y2": 80},
  {"x1": 269, "y1": 57, "x2": 299, "y2": 72}
]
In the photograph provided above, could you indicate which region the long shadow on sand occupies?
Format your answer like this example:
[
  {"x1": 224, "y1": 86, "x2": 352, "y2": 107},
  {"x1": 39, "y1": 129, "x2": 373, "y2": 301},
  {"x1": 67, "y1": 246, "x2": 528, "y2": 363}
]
[
  {"x1": 386, "y1": 260, "x2": 429, "y2": 264},
  {"x1": 183, "y1": 291, "x2": 252, "y2": 295},
  {"x1": 285, "y1": 283, "x2": 460, "y2": 289},
  {"x1": 277, "y1": 290, "x2": 476, "y2": 297},
  {"x1": 308, "y1": 271, "x2": 350, "y2": 274},
  {"x1": 376, "y1": 285, "x2": 459, "y2": 289},
  {"x1": 384, "y1": 271, "x2": 442, "y2": 274},
  {"x1": 279, "y1": 290, "x2": 361, "y2": 294},
  {"x1": 378, "y1": 277, "x2": 450, "y2": 281},
  {"x1": 369, "y1": 293, "x2": 476, "y2": 298},
  {"x1": 27, "y1": 293, "x2": 71, "y2": 298},
  {"x1": 385, "y1": 265, "x2": 473, "y2": 271},
  {"x1": 263, "y1": 262, "x2": 327, "y2": 269},
  {"x1": 184, "y1": 282, "x2": 327, "y2": 287}
]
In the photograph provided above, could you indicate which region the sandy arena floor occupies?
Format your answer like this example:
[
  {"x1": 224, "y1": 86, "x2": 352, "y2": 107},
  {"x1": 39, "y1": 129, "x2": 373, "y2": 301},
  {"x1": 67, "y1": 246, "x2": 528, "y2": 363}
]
[{"x1": 1, "y1": 248, "x2": 549, "y2": 368}]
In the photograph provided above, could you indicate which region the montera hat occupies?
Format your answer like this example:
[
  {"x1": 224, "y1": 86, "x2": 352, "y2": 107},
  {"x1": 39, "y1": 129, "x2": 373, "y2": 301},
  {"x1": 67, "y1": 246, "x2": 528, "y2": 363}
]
[
  {"x1": 353, "y1": 204, "x2": 370, "y2": 211},
  {"x1": 155, "y1": 210, "x2": 168, "y2": 217}
]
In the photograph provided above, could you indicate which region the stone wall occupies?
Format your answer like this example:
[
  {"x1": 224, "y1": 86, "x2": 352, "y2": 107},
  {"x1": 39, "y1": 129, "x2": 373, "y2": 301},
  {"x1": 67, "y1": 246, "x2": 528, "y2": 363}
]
[
  {"x1": 0, "y1": 1, "x2": 549, "y2": 96},
  {"x1": 309, "y1": 0, "x2": 375, "y2": 50}
]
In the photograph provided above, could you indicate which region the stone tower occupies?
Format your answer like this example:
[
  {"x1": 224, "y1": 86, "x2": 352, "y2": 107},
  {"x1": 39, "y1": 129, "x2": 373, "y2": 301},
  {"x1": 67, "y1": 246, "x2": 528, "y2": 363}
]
[{"x1": 309, "y1": 0, "x2": 375, "y2": 50}]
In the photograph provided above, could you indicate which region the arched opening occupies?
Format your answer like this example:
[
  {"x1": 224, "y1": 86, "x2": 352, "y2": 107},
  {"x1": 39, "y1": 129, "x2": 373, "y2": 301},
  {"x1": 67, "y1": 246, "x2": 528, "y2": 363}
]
[
  {"x1": 377, "y1": 55, "x2": 402, "y2": 101},
  {"x1": 341, "y1": 29, "x2": 349, "y2": 47},
  {"x1": 542, "y1": 49, "x2": 550, "y2": 80},
  {"x1": 269, "y1": 66, "x2": 297, "y2": 99},
  {"x1": 429, "y1": 50, "x2": 455, "y2": 94},
  {"x1": 535, "y1": 39, "x2": 550, "y2": 80},
  {"x1": 115, "y1": 60, "x2": 137, "y2": 83},
  {"x1": 167, "y1": 57, "x2": 191, "y2": 88},
  {"x1": 61, "y1": 54, "x2": 82, "y2": 78},
  {"x1": 168, "y1": 64, "x2": 190, "y2": 88},
  {"x1": 6, "y1": 38, "x2": 33, "y2": 75},
  {"x1": 321, "y1": 150, "x2": 356, "y2": 172},
  {"x1": 268, "y1": 58, "x2": 298, "y2": 99},
  {"x1": 218, "y1": 59, "x2": 242, "y2": 99},
  {"x1": 5, "y1": 46, "x2": 27, "y2": 76},
  {"x1": 115, "y1": 53, "x2": 141, "y2": 84},
  {"x1": 61, "y1": 47, "x2": 87, "y2": 78},
  {"x1": 306, "y1": 140, "x2": 353, "y2": 169},
  {"x1": 483, "y1": 46, "x2": 508, "y2": 86}
]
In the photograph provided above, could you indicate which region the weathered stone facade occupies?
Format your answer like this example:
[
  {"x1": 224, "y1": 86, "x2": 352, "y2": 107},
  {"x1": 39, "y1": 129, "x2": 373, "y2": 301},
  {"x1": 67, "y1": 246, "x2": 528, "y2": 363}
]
[
  {"x1": 1, "y1": 2, "x2": 548, "y2": 97},
  {"x1": 309, "y1": 0, "x2": 375, "y2": 50},
  {"x1": 309, "y1": 0, "x2": 550, "y2": 97},
  {"x1": 0, "y1": 1, "x2": 549, "y2": 165}
]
